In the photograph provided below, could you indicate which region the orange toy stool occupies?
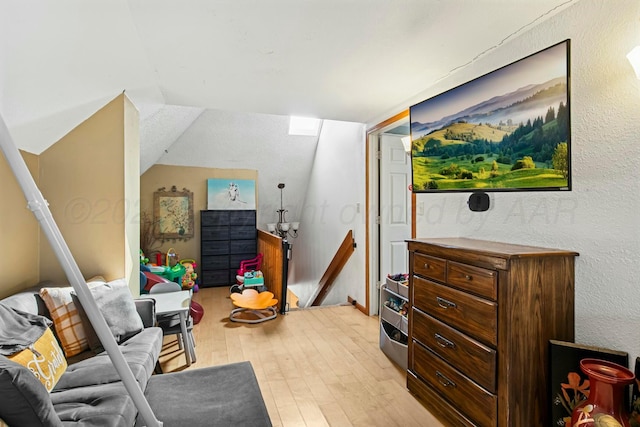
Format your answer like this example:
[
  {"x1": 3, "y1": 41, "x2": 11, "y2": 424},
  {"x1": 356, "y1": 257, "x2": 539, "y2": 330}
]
[{"x1": 229, "y1": 289, "x2": 278, "y2": 323}]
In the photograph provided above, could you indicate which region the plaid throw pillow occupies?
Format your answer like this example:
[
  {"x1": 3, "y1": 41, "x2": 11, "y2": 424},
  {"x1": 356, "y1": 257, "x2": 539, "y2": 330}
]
[{"x1": 39, "y1": 287, "x2": 88, "y2": 357}]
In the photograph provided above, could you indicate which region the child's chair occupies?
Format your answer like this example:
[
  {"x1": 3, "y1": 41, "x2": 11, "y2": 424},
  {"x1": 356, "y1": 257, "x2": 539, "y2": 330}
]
[
  {"x1": 236, "y1": 253, "x2": 263, "y2": 281},
  {"x1": 231, "y1": 253, "x2": 264, "y2": 294}
]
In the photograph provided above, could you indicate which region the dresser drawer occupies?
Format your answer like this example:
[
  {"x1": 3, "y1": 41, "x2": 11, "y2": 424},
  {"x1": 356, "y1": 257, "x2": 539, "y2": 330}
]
[
  {"x1": 447, "y1": 262, "x2": 497, "y2": 301},
  {"x1": 202, "y1": 241, "x2": 229, "y2": 256},
  {"x1": 413, "y1": 253, "x2": 446, "y2": 282},
  {"x1": 412, "y1": 309, "x2": 496, "y2": 392},
  {"x1": 407, "y1": 371, "x2": 477, "y2": 427},
  {"x1": 201, "y1": 255, "x2": 229, "y2": 270},
  {"x1": 412, "y1": 343, "x2": 496, "y2": 427},
  {"x1": 201, "y1": 210, "x2": 230, "y2": 226},
  {"x1": 229, "y1": 210, "x2": 256, "y2": 225},
  {"x1": 201, "y1": 269, "x2": 229, "y2": 286},
  {"x1": 230, "y1": 226, "x2": 257, "y2": 240},
  {"x1": 202, "y1": 226, "x2": 229, "y2": 241},
  {"x1": 413, "y1": 277, "x2": 497, "y2": 346},
  {"x1": 230, "y1": 239, "x2": 257, "y2": 254}
]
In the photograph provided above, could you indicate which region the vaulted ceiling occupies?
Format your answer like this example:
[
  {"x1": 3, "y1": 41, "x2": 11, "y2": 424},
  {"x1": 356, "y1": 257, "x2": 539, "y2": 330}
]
[{"x1": 1, "y1": 0, "x2": 576, "y2": 161}]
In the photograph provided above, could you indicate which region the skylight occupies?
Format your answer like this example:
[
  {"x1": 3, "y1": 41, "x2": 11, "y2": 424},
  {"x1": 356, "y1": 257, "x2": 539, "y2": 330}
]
[{"x1": 288, "y1": 116, "x2": 321, "y2": 136}]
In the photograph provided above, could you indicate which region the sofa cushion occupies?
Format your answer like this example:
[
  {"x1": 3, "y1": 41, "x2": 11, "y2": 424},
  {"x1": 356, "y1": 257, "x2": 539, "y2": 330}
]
[
  {"x1": 0, "y1": 282, "x2": 56, "y2": 317},
  {"x1": 70, "y1": 294, "x2": 103, "y2": 354},
  {"x1": 0, "y1": 355, "x2": 62, "y2": 426},
  {"x1": 53, "y1": 327, "x2": 162, "y2": 392},
  {"x1": 51, "y1": 382, "x2": 136, "y2": 427},
  {"x1": 39, "y1": 287, "x2": 90, "y2": 358},
  {"x1": 8, "y1": 328, "x2": 67, "y2": 392},
  {"x1": 82, "y1": 279, "x2": 144, "y2": 343}
]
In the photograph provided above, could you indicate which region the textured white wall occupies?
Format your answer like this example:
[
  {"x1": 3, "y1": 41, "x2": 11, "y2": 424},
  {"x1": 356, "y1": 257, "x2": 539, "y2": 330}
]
[
  {"x1": 377, "y1": 0, "x2": 640, "y2": 362},
  {"x1": 289, "y1": 120, "x2": 366, "y2": 307}
]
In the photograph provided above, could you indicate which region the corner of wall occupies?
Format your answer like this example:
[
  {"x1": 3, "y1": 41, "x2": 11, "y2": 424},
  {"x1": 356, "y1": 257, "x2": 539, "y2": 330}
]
[
  {"x1": 38, "y1": 94, "x2": 130, "y2": 288},
  {"x1": 124, "y1": 94, "x2": 141, "y2": 296}
]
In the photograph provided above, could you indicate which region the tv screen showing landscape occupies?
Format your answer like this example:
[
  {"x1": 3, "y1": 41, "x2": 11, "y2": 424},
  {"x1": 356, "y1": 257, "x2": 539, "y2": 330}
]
[{"x1": 410, "y1": 40, "x2": 571, "y2": 193}]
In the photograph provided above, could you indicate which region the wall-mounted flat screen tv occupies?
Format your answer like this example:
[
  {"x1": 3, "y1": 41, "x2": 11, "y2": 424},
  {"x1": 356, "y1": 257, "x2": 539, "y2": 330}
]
[{"x1": 410, "y1": 39, "x2": 571, "y2": 193}]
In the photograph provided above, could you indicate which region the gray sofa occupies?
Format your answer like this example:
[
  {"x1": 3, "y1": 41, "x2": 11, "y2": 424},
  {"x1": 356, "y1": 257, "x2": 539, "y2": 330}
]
[
  {"x1": 0, "y1": 284, "x2": 163, "y2": 427},
  {"x1": 0, "y1": 284, "x2": 273, "y2": 427}
]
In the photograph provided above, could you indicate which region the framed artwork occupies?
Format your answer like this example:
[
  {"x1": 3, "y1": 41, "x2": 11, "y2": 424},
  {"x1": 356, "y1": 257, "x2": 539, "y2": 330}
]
[
  {"x1": 549, "y1": 340, "x2": 629, "y2": 426},
  {"x1": 207, "y1": 178, "x2": 256, "y2": 210},
  {"x1": 154, "y1": 186, "x2": 194, "y2": 240},
  {"x1": 631, "y1": 358, "x2": 640, "y2": 427}
]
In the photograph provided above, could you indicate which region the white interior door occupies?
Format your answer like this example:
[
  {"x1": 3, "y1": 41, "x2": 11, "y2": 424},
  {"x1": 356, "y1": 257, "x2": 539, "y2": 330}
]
[{"x1": 379, "y1": 133, "x2": 412, "y2": 283}]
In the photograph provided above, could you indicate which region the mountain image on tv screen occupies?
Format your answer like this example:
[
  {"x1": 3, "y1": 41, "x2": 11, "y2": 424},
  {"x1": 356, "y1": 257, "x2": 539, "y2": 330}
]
[{"x1": 410, "y1": 40, "x2": 571, "y2": 192}]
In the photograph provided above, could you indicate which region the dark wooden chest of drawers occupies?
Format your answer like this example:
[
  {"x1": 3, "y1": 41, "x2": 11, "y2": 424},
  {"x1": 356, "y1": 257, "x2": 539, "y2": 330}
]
[
  {"x1": 200, "y1": 210, "x2": 256, "y2": 287},
  {"x1": 407, "y1": 238, "x2": 577, "y2": 427}
]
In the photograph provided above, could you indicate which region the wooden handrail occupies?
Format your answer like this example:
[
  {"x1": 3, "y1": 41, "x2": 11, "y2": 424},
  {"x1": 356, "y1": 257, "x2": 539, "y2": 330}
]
[
  {"x1": 257, "y1": 230, "x2": 285, "y2": 312},
  {"x1": 311, "y1": 230, "x2": 355, "y2": 306}
]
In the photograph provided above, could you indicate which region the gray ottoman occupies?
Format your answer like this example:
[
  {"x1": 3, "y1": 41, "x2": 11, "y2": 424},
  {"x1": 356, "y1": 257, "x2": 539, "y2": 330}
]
[{"x1": 138, "y1": 361, "x2": 271, "y2": 427}]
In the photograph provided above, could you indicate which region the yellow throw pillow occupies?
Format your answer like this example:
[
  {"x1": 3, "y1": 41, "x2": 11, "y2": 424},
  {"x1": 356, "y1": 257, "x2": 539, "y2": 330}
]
[
  {"x1": 39, "y1": 287, "x2": 88, "y2": 357},
  {"x1": 7, "y1": 328, "x2": 67, "y2": 392}
]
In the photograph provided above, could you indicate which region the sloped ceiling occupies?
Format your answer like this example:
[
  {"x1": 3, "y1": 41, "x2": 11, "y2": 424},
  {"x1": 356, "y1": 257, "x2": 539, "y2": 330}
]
[{"x1": 0, "y1": 0, "x2": 576, "y2": 159}]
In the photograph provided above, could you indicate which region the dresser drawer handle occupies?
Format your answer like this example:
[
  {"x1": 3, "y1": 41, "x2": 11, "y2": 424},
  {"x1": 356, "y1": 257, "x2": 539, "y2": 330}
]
[
  {"x1": 465, "y1": 274, "x2": 473, "y2": 281},
  {"x1": 435, "y1": 371, "x2": 456, "y2": 388},
  {"x1": 423, "y1": 263, "x2": 430, "y2": 269},
  {"x1": 436, "y1": 296, "x2": 457, "y2": 309},
  {"x1": 434, "y1": 333, "x2": 456, "y2": 349}
]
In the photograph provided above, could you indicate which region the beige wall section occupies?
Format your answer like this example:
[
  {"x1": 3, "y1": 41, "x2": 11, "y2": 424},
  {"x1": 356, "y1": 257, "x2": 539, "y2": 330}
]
[
  {"x1": 0, "y1": 150, "x2": 40, "y2": 298},
  {"x1": 123, "y1": 95, "x2": 140, "y2": 295},
  {"x1": 38, "y1": 94, "x2": 130, "y2": 288},
  {"x1": 140, "y1": 165, "x2": 257, "y2": 275}
]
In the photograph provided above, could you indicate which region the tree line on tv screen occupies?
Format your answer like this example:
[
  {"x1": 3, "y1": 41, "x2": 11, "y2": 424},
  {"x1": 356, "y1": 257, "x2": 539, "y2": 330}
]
[{"x1": 412, "y1": 101, "x2": 569, "y2": 191}]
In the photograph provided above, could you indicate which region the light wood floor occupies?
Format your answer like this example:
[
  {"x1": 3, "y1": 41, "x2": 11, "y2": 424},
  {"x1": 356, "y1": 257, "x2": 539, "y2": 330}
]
[{"x1": 158, "y1": 287, "x2": 443, "y2": 427}]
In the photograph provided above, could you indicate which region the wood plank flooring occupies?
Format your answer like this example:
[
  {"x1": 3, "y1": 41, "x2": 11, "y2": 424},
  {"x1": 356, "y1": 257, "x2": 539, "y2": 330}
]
[{"x1": 158, "y1": 287, "x2": 443, "y2": 427}]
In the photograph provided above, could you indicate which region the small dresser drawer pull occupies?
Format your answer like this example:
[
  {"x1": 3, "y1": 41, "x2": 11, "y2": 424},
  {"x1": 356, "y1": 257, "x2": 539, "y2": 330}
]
[
  {"x1": 434, "y1": 333, "x2": 456, "y2": 349},
  {"x1": 435, "y1": 371, "x2": 456, "y2": 388},
  {"x1": 424, "y1": 263, "x2": 430, "y2": 269},
  {"x1": 436, "y1": 296, "x2": 457, "y2": 309},
  {"x1": 465, "y1": 274, "x2": 473, "y2": 281}
]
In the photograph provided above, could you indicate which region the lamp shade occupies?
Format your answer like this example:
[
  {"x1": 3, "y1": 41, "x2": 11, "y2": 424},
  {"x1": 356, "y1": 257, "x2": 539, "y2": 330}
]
[{"x1": 627, "y1": 45, "x2": 640, "y2": 79}]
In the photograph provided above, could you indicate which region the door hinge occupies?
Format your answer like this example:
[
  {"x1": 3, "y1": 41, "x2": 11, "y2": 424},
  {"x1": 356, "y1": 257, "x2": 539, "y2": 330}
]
[
  {"x1": 376, "y1": 150, "x2": 382, "y2": 160},
  {"x1": 376, "y1": 216, "x2": 381, "y2": 225}
]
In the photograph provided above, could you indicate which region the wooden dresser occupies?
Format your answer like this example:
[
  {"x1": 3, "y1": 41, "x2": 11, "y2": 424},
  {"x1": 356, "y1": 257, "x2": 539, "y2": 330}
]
[{"x1": 406, "y1": 238, "x2": 577, "y2": 427}]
